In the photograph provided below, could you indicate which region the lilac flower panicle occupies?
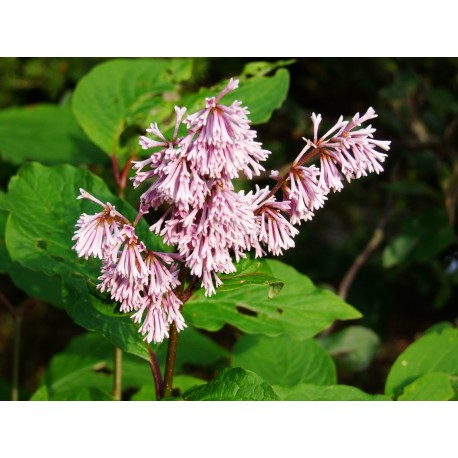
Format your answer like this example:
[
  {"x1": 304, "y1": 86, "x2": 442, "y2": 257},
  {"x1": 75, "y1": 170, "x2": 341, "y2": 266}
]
[
  {"x1": 309, "y1": 108, "x2": 391, "y2": 193},
  {"x1": 73, "y1": 78, "x2": 391, "y2": 344},
  {"x1": 182, "y1": 78, "x2": 270, "y2": 180},
  {"x1": 155, "y1": 182, "x2": 259, "y2": 296}
]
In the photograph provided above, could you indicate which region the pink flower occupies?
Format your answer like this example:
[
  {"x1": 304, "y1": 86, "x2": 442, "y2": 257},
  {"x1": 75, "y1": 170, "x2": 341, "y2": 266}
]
[
  {"x1": 134, "y1": 110, "x2": 210, "y2": 212},
  {"x1": 318, "y1": 154, "x2": 345, "y2": 193},
  {"x1": 138, "y1": 106, "x2": 186, "y2": 151},
  {"x1": 284, "y1": 165, "x2": 327, "y2": 224},
  {"x1": 143, "y1": 251, "x2": 181, "y2": 296},
  {"x1": 97, "y1": 258, "x2": 144, "y2": 313},
  {"x1": 155, "y1": 181, "x2": 258, "y2": 296},
  {"x1": 132, "y1": 292, "x2": 185, "y2": 344},
  {"x1": 141, "y1": 155, "x2": 209, "y2": 212},
  {"x1": 309, "y1": 108, "x2": 391, "y2": 193},
  {"x1": 250, "y1": 186, "x2": 299, "y2": 255},
  {"x1": 107, "y1": 225, "x2": 149, "y2": 284},
  {"x1": 182, "y1": 78, "x2": 270, "y2": 180},
  {"x1": 97, "y1": 240, "x2": 185, "y2": 343},
  {"x1": 72, "y1": 189, "x2": 128, "y2": 260}
]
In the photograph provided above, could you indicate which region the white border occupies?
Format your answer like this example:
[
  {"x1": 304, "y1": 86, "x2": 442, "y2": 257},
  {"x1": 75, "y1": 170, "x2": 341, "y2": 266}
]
[
  {"x1": 1, "y1": 402, "x2": 456, "y2": 456},
  {"x1": 1, "y1": 1, "x2": 456, "y2": 56}
]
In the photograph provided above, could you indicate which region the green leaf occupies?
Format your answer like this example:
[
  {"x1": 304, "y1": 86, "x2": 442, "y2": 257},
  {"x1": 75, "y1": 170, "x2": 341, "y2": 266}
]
[
  {"x1": 0, "y1": 105, "x2": 107, "y2": 166},
  {"x1": 184, "y1": 259, "x2": 361, "y2": 339},
  {"x1": 382, "y1": 234, "x2": 418, "y2": 268},
  {"x1": 241, "y1": 60, "x2": 296, "y2": 77},
  {"x1": 217, "y1": 256, "x2": 284, "y2": 292},
  {"x1": 385, "y1": 327, "x2": 458, "y2": 398},
  {"x1": 319, "y1": 326, "x2": 381, "y2": 372},
  {"x1": 30, "y1": 352, "x2": 113, "y2": 400},
  {"x1": 30, "y1": 332, "x2": 152, "y2": 400},
  {"x1": 182, "y1": 67, "x2": 290, "y2": 126},
  {"x1": 0, "y1": 204, "x2": 62, "y2": 307},
  {"x1": 33, "y1": 387, "x2": 115, "y2": 401},
  {"x1": 398, "y1": 372, "x2": 456, "y2": 401},
  {"x1": 0, "y1": 205, "x2": 11, "y2": 270},
  {"x1": 131, "y1": 385, "x2": 156, "y2": 401},
  {"x1": 3, "y1": 162, "x2": 162, "y2": 277},
  {"x1": 232, "y1": 334, "x2": 336, "y2": 387},
  {"x1": 182, "y1": 368, "x2": 279, "y2": 401},
  {"x1": 273, "y1": 383, "x2": 390, "y2": 401},
  {"x1": 62, "y1": 278, "x2": 150, "y2": 361},
  {"x1": 72, "y1": 58, "x2": 193, "y2": 156},
  {"x1": 10, "y1": 265, "x2": 62, "y2": 307},
  {"x1": 156, "y1": 326, "x2": 228, "y2": 373},
  {"x1": 423, "y1": 321, "x2": 454, "y2": 336},
  {"x1": 131, "y1": 376, "x2": 206, "y2": 401},
  {"x1": 3, "y1": 162, "x2": 164, "y2": 359},
  {"x1": 228, "y1": 68, "x2": 290, "y2": 124},
  {"x1": 0, "y1": 378, "x2": 13, "y2": 401},
  {"x1": 383, "y1": 208, "x2": 454, "y2": 268}
]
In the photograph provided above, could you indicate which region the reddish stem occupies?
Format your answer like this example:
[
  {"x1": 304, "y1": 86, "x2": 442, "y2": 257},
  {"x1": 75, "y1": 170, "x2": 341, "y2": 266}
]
[
  {"x1": 162, "y1": 267, "x2": 190, "y2": 398},
  {"x1": 254, "y1": 146, "x2": 321, "y2": 215},
  {"x1": 111, "y1": 154, "x2": 121, "y2": 186},
  {"x1": 119, "y1": 157, "x2": 134, "y2": 198},
  {"x1": 146, "y1": 344, "x2": 163, "y2": 400}
]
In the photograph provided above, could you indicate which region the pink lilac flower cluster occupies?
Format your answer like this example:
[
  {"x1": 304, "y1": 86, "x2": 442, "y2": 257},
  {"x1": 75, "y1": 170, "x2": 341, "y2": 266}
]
[
  {"x1": 73, "y1": 78, "x2": 391, "y2": 343},
  {"x1": 73, "y1": 190, "x2": 185, "y2": 343}
]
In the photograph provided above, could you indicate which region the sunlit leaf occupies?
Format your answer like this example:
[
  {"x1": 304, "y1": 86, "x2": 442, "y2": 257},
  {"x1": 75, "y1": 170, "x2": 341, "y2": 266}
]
[
  {"x1": 185, "y1": 260, "x2": 361, "y2": 339},
  {"x1": 232, "y1": 334, "x2": 336, "y2": 387}
]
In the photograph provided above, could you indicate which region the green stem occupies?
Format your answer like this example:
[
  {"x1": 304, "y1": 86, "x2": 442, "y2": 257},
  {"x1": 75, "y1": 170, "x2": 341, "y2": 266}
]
[
  {"x1": 113, "y1": 346, "x2": 123, "y2": 400},
  {"x1": 12, "y1": 315, "x2": 22, "y2": 401}
]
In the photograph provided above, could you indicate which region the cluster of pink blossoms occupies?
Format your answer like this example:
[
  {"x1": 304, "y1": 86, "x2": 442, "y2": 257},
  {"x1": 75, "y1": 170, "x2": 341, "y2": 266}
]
[{"x1": 73, "y1": 78, "x2": 391, "y2": 343}]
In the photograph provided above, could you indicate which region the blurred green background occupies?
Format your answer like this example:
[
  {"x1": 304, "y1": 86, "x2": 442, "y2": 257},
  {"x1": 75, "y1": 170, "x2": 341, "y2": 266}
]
[{"x1": 0, "y1": 57, "x2": 457, "y2": 397}]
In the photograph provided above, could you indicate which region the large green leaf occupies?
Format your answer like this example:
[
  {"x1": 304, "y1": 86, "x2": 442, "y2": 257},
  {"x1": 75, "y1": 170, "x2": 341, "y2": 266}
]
[
  {"x1": 181, "y1": 65, "x2": 290, "y2": 126},
  {"x1": 72, "y1": 59, "x2": 289, "y2": 163},
  {"x1": 397, "y1": 372, "x2": 456, "y2": 401},
  {"x1": 232, "y1": 334, "x2": 336, "y2": 387},
  {"x1": 30, "y1": 332, "x2": 153, "y2": 400},
  {"x1": 30, "y1": 352, "x2": 114, "y2": 400},
  {"x1": 3, "y1": 162, "x2": 164, "y2": 359},
  {"x1": 72, "y1": 58, "x2": 193, "y2": 156},
  {"x1": 0, "y1": 204, "x2": 62, "y2": 307},
  {"x1": 273, "y1": 383, "x2": 390, "y2": 401},
  {"x1": 184, "y1": 260, "x2": 361, "y2": 339},
  {"x1": 223, "y1": 68, "x2": 290, "y2": 124},
  {"x1": 182, "y1": 368, "x2": 279, "y2": 401},
  {"x1": 319, "y1": 326, "x2": 381, "y2": 372},
  {"x1": 62, "y1": 278, "x2": 150, "y2": 361},
  {"x1": 0, "y1": 105, "x2": 107, "y2": 166},
  {"x1": 3, "y1": 162, "x2": 157, "y2": 277},
  {"x1": 385, "y1": 327, "x2": 458, "y2": 398}
]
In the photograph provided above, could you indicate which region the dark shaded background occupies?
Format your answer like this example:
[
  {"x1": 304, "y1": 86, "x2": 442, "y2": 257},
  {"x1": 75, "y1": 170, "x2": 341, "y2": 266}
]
[{"x1": 1, "y1": 57, "x2": 457, "y2": 397}]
